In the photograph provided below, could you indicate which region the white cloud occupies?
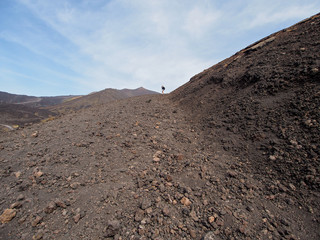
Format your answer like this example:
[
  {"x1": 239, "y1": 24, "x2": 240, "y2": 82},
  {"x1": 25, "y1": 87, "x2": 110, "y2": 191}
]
[
  {"x1": 8, "y1": 0, "x2": 320, "y2": 95},
  {"x1": 235, "y1": 1, "x2": 319, "y2": 30},
  {"x1": 183, "y1": 6, "x2": 221, "y2": 37}
]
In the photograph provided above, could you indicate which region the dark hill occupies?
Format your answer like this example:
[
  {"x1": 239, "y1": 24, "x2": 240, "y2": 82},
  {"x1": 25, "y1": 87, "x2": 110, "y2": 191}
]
[
  {"x1": 171, "y1": 13, "x2": 320, "y2": 190},
  {"x1": 48, "y1": 87, "x2": 159, "y2": 113},
  {"x1": 0, "y1": 91, "x2": 76, "y2": 108},
  {"x1": 0, "y1": 103, "x2": 56, "y2": 127}
]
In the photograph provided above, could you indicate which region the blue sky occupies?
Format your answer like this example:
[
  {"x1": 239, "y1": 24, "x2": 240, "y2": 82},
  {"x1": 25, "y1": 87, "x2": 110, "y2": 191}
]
[{"x1": 1, "y1": 0, "x2": 319, "y2": 96}]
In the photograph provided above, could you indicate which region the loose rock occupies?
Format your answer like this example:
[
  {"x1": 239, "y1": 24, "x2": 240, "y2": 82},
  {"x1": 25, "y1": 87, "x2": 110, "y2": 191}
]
[{"x1": 0, "y1": 209, "x2": 16, "y2": 223}]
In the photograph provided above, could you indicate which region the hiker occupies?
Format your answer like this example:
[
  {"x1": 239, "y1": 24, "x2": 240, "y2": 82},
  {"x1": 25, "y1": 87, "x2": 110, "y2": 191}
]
[{"x1": 161, "y1": 85, "x2": 165, "y2": 94}]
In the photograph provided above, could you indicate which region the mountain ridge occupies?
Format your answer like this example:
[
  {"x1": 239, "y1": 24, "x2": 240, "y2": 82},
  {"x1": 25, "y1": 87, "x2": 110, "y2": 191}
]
[
  {"x1": 47, "y1": 87, "x2": 159, "y2": 113},
  {"x1": 0, "y1": 87, "x2": 159, "y2": 126}
]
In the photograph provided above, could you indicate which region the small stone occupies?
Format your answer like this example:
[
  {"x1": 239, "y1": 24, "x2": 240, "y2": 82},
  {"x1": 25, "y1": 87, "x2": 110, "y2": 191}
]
[
  {"x1": 15, "y1": 171, "x2": 22, "y2": 178},
  {"x1": 177, "y1": 154, "x2": 184, "y2": 161},
  {"x1": 18, "y1": 215, "x2": 27, "y2": 224},
  {"x1": 55, "y1": 200, "x2": 67, "y2": 209},
  {"x1": 312, "y1": 67, "x2": 319, "y2": 73},
  {"x1": 269, "y1": 155, "x2": 277, "y2": 161},
  {"x1": 62, "y1": 209, "x2": 68, "y2": 216},
  {"x1": 224, "y1": 228, "x2": 232, "y2": 236},
  {"x1": 216, "y1": 218, "x2": 224, "y2": 226},
  {"x1": 153, "y1": 151, "x2": 162, "y2": 162},
  {"x1": 288, "y1": 183, "x2": 296, "y2": 191},
  {"x1": 280, "y1": 218, "x2": 290, "y2": 226},
  {"x1": 32, "y1": 216, "x2": 43, "y2": 227},
  {"x1": 31, "y1": 131, "x2": 39, "y2": 138},
  {"x1": 10, "y1": 202, "x2": 22, "y2": 209},
  {"x1": 208, "y1": 216, "x2": 215, "y2": 223},
  {"x1": 190, "y1": 209, "x2": 198, "y2": 221},
  {"x1": 203, "y1": 231, "x2": 219, "y2": 240},
  {"x1": 246, "y1": 206, "x2": 254, "y2": 212},
  {"x1": 140, "y1": 198, "x2": 152, "y2": 210},
  {"x1": 0, "y1": 209, "x2": 16, "y2": 223},
  {"x1": 181, "y1": 197, "x2": 191, "y2": 206},
  {"x1": 44, "y1": 201, "x2": 57, "y2": 214},
  {"x1": 104, "y1": 220, "x2": 120, "y2": 237},
  {"x1": 70, "y1": 182, "x2": 80, "y2": 189},
  {"x1": 162, "y1": 206, "x2": 170, "y2": 216},
  {"x1": 135, "y1": 209, "x2": 144, "y2": 222},
  {"x1": 73, "y1": 213, "x2": 81, "y2": 223},
  {"x1": 35, "y1": 171, "x2": 44, "y2": 178},
  {"x1": 166, "y1": 175, "x2": 173, "y2": 182},
  {"x1": 227, "y1": 170, "x2": 237, "y2": 178},
  {"x1": 32, "y1": 231, "x2": 43, "y2": 240},
  {"x1": 189, "y1": 228, "x2": 197, "y2": 239},
  {"x1": 17, "y1": 194, "x2": 25, "y2": 201},
  {"x1": 146, "y1": 207, "x2": 153, "y2": 214}
]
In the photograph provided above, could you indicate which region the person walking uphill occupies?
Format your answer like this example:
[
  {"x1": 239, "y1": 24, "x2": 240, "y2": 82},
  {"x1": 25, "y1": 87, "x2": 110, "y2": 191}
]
[{"x1": 161, "y1": 85, "x2": 165, "y2": 94}]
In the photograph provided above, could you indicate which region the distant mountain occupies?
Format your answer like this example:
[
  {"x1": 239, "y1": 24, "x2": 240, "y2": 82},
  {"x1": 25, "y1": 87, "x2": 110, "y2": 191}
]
[
  {"x1": 0, "y1": 91, "x2": 77, "y2": 108},
  {"x1": 48, "y1": 87, "x2": 159, "y2": 113}
]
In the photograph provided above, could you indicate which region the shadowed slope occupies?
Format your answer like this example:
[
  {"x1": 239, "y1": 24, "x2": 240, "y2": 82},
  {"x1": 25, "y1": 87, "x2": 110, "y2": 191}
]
[
  {"x1": 48, "y1": 87, "x2": 159, "y2": 113},
  {"x1": 171, "y1": 13, "x2": 320, "y2": 190}
]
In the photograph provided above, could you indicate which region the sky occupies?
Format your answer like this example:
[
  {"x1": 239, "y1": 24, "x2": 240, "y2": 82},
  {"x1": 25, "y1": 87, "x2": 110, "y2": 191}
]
[{"x1": 0, "y1": 0, "x2": 319, "y2": 96}]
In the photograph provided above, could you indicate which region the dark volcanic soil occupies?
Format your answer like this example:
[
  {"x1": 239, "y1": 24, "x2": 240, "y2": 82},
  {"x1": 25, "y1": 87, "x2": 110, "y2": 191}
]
[
  {"x1": 0, "y1": 103, "x2": 56, "y2": 127},
  {"x1": 0, "y1": 14, "x2": 319, "y2": 240}
]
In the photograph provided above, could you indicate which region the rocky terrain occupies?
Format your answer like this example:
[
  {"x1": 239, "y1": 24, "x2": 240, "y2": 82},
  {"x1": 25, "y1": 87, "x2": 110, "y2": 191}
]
[{"x1": 0, "y1": 13, "x2": 319, "y2": 240}]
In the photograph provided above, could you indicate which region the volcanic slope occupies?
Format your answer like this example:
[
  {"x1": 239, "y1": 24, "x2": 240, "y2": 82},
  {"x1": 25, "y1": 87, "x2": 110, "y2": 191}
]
[
  {"x1": 171, "y1": 12, "x2": 320, "y2": 238},
  {"x1": 0, "y1": 14, "x2": 319, "y2": 240}
]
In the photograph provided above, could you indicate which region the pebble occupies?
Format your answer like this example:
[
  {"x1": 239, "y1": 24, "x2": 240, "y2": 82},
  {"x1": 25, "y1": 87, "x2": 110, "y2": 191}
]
[
  {"x1": 227, "y1": 170, "x2": 237, "y2": 178},
  {"x1": 44, "y1": 201, "x2": 57, "y2": 214},
  {"x1": 140, "y1": 198, "x2": 152, "y2": 210},
  {"x1": 17, "y1": 194, "x2": 25, "y2": 201},
  {"x1": 73, "y1": 213, "x2": 81, "y2": 223},
  {"x1": 32, "y1": 231, "x2": 43, "y2": 240},
  {"x1": 135, "y1": 209, "x2": 145, "y2": 222},
  {"x1": 0, "y1": 209, "x2": 16, "y2": 223},
  {"x1": 203, "y1": 231, "x2": 220, "y2": 240},
  {"x1": 104, "y1": 220, "x2": 120, "y2": 237},
  {"x1": 31, "y1": 131, "x2": 39, "y2": 138},
  {"x1": 189, "y1": 209, "x2": 198, "y2": 221},
  {"x1": 180, "y1": 197, "x2": 191, "y2": 206},
  {"x1": 55, "y1": 199, "x2": 67, "y2": 208},
  {"x1": 15, "y1": 171, "x2": 22, "y2": 178},
  {"x1": 162, "y1": 206, "x2": 170, "y2": 216},
  {"x1": 208, "y1": 216, "x2": 215, "y2": 223},
  {"x1": 10, "y1": 202, "x2": 22, "y2": 209},
  {"x1": 32, "y1": 216, "x2": 43, "y2": 227},
  {"x1": 269, "y1": 155, "x2": 277, "y2": 161},
  {"x1": 189, "y1": 228, "x2": 197, "y2": 239},
  {"x1": 34, "y1": 171, "x2": 44, "y2": 178},
  {"x1": 70, "y1": 182, "x2": 80, "y2": 189},
  {"x1": 288, "y1": 183, "x2": 296, "y2": 191}
]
